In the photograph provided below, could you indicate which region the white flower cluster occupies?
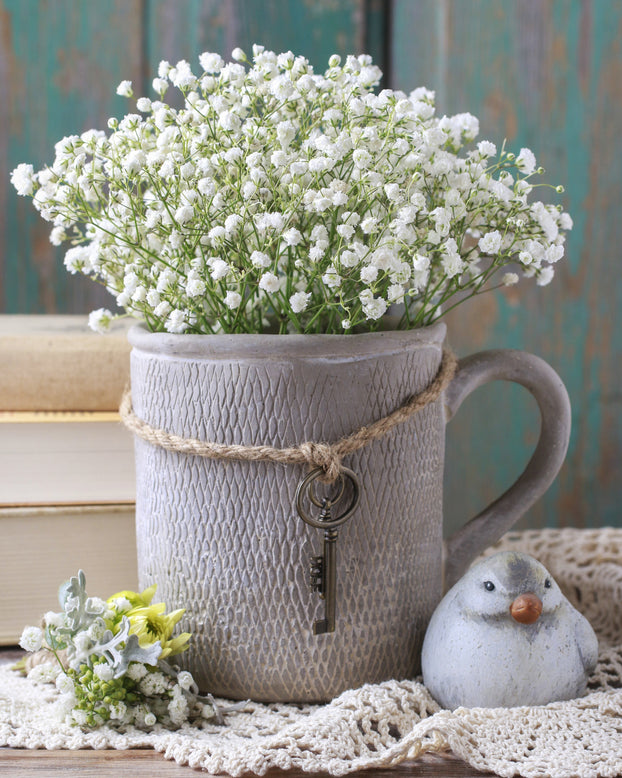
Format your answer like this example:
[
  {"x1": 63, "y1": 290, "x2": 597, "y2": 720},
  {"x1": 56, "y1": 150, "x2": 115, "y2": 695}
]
[
  {"x1": 11, "y1": 46, "x2": 572, "y2": 334},
  {"x1": 17, "y1": 571, "x2": 232, "y2": 731}
]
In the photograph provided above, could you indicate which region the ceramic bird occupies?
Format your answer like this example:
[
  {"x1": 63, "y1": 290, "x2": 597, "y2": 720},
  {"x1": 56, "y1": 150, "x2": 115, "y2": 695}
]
[{"x1": 421, "y1": 550, "x2": 598, "y2": 709}]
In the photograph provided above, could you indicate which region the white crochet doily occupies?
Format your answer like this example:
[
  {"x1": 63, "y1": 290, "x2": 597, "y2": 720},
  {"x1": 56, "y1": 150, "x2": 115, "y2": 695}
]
[{"x1": 1, "y1": 528, "x2": 621, "y2": 778}]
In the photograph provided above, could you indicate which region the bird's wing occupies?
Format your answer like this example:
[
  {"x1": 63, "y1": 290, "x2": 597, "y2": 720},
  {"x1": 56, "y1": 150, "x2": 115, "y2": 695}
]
[{"x1": 574, "y1": 610, "x2": 599, "y2": 674}]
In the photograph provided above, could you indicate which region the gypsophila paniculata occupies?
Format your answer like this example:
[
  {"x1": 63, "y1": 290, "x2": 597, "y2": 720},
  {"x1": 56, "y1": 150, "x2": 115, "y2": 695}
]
[
  {"x1": 17, "y1": 571, "x2": 243, "y2": 730},
  {"x1": 11, "y1": 45, "x2": 572, "y2": 334}
]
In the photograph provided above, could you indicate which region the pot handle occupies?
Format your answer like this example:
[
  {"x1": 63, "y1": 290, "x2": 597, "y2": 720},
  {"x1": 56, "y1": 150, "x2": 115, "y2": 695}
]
[{"x1": 442, "y1": 349, "x2": 571, "y2": 589}]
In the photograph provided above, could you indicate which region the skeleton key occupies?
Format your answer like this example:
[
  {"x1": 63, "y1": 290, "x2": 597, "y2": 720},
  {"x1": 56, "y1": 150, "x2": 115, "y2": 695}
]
[{"x1": 295, "y1": 467, "x2": 361, "y2": 635}]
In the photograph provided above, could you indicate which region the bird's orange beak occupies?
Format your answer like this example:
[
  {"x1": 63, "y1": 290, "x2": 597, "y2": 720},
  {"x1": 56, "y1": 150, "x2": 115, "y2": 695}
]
[{"x1": 509, "y1": 592, "x2": 543, "y2": 624}]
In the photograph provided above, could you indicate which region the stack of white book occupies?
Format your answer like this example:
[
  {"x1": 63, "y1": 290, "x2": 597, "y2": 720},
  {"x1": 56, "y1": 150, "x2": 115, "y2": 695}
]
[{"x1": 0, "y1": 316, "x2": 138, "y2": 644}]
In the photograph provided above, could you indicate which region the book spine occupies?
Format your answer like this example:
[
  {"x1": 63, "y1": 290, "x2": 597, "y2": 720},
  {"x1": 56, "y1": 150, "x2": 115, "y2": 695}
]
[
  {"x1": 0, "y1": 316, "x2": 132, "y2": 411},
  {"x1": 0, "y1": 505, "x2": 137, "y2": 645}
]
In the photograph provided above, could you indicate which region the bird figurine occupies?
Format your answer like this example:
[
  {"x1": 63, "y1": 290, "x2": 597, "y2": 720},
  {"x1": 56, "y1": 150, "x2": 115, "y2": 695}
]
[{"x1": 421, "y1": 550, "x2": 598, "y2": 709}]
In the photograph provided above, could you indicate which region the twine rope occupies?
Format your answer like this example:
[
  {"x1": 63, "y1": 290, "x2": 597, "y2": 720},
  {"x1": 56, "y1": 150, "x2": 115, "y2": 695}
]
[{"x1": 119, "y1": 348, "x2": 457, "y2": 483}]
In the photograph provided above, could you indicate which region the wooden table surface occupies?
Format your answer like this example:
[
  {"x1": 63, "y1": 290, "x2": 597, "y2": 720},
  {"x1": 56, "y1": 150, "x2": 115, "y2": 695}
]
[
  {"x1": 0, "y1": 749, "x2": 495, "y2": 777},
  {"x1": 0, "y1": 647, "x2": 490, "y2": 777}
]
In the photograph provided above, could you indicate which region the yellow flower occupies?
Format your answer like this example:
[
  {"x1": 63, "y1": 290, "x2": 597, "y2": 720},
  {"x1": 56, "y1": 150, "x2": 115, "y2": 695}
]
[
  {"x1": 107, "y1": 584, "x2": 157, "y2": 610},
  {"x1": 126, "y1": 602, "x2": 190, "y2": 659}
]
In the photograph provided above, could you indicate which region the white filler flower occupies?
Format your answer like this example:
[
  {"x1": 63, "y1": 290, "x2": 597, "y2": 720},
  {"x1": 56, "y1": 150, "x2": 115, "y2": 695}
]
[
  {"x1": 19, "y1": 626, "x2": 43, "y2": 652},
  {"x1": 11, "y1": 46, "x2": 572, "y2": 335}
]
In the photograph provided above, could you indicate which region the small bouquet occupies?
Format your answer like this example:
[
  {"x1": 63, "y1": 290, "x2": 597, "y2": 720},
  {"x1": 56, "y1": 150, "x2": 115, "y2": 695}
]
[{"x1": 18, "y1": 571, "x2": 237, "y2": 729}]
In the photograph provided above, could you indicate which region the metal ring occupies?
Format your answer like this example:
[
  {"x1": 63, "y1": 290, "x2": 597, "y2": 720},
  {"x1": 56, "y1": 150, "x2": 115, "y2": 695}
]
[
  {"x1": 307, "y1": 471, "x2": 346, "y2": 508},
  {"x1": 295, "y1": 467, "x2": 361, "y2": 529}
]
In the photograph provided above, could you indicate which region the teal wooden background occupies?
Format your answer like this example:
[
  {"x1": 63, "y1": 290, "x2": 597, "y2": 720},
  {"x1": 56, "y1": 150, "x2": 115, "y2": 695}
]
[
  {"x1": 1, "y1": 0, "x2": 620, "y2": 532},
  {"x1": 391, "y1": 0, "x2": 622, "y2": 535}
]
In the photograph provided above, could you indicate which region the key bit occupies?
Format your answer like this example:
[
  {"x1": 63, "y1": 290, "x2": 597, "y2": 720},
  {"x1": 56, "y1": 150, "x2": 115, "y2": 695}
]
[{"x1": 309, "y1": 556, "x2": 324, "y2": 593}]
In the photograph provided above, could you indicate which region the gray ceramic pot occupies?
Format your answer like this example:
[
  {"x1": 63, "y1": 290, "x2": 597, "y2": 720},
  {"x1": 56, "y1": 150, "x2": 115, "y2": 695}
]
[{"x1": 128, "y1": 322, "x2": 570, "y2": 703}]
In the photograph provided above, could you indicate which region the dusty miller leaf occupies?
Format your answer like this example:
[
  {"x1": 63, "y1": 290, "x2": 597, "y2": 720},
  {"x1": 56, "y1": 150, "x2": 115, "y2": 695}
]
[
  {"x1": 90, "y1": 616, "x2": 161, "y2": 677},
  {"x1": 58, "y1": 570, "x2": 105, "y2": 633}
]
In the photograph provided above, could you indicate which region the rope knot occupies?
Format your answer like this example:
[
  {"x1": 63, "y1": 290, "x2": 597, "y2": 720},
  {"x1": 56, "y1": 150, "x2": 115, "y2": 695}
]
[{"x1": 298, "y1": 442, "x2": 342, "y2": 483}]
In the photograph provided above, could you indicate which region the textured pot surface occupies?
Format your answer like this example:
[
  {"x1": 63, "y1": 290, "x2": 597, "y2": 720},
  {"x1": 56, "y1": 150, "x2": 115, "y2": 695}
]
[{"x1": 129, "y1": 323, "x2": 448, "y2": 702}]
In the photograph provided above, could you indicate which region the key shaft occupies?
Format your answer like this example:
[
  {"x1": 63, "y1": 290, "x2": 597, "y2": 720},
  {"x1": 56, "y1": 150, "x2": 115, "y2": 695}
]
[{"x1": 313, "y1": 516, "x2": 338, "y2": 634}]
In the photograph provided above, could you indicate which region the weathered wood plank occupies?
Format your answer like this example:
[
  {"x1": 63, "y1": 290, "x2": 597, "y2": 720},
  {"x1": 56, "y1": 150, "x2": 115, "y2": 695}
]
[
  {"x1": 391, "y1": 0, "x2": 622, "y2": 534},
  {"x1": 0, "y1": 749, "x2": 498, "y2": 777},
  {"x1": 144, "y1": 0, "x2": 384, "y2": 80},
  {"x1": 0, "y1": 0, "x2": 143, "y2": 315}
]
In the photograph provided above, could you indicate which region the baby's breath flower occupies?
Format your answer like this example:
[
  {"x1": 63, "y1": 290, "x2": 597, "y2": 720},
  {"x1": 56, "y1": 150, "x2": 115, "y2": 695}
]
[
  {"x1": 10, "y1": 163, "x2": 35, "y2": 196},
  {"x1": 126, "y1": 662, "x2": 148, "y2": 681},
  {"x1": 478, "y1": 230, "x2": 503, "y2": 255},
  {"x1": 94, "y1": 662, "x2": 115, "y2": 681},
  {"x1": 502, "y1": 272, "x2": 520, "y2": 286},
  {"x1": 516, "y1": 147, "x2": 537, "y2": 175},
  {"x1": 224, "y1": 291, "x2": 242, "y2": 309},
  {"x1": 136, "y1": 97, "x2": 152, "y2": 112},
  {"x1": 537, "y1": 266, "x2": 555, "y2": 286},
  {"x1": 166, "y1": 310, "x2": 188, "y2": 333},
  {"x1": 545, "y1": 244, "x2": 565, "y2": 263},
  {"x1": 259, "y1": 272, "x2": 280, "y2": 293},
  {"x1": 12, "y1": 47, "x2": 571, "y2": 335},
  {"x1": 210, "y1": 259, "x2": 230, "y2": 280},
  {"x1": 176, "y1": 671, "x2": 195, "y2": 691},
  {"x1": 139, "y1": 671, "x2": 167, "y2": 696},
  {"x1": 168, "y1": 688, "x2": 189, "y2": 726},
  {"x1": 560, "y1": 212, "x2": 573, "y2": 230},
  {"x1": 477, "y1": 140, "x2": 497, "y2": 158},
  {"x1": 109, "y1": 701, "x2": 128, "y2": 720},
  {"x1": 250, "y1": 251, "x2": 271, "y2": 268},
  {"x1": 88, "y1": 308, "x2": 113, "y2": 334},
  {"x1": 186, "y1": 276, "x2": 206, "y2": 297},
  {"x1": 199, "y1": 52, "x2": 224, "y2": 73},
  {"x1": 283, "y1": 228, "x2": 303, "y2": 246},
  {"x1": 19, "y1": 626, "x2": 43, "y2": 652},
  {"x1": 28, "y1": 663, "x2": 60, "y2": 684},
  {"x1": 152, "y1": 77, "x2": 168, "y2": 94},
  {"x1": 154, "y1": 301, "x2": 172, "y2": 318},
  {"x1": 290, "y1": 291, "x2": 311, "y2": 313},
  {"x1": 360, "y1": 291, "x2": 387, "y2": 320},
  {"x1": 360, "y1": 265, "x2": 379, "y2": 283},
  {"x1": 44, "y1": 611, "x2": 65, "y2": 628},
  {"x1": 116, "y1": 80, "x2": 133, "y2": 98},
  {"x1": 112, "y1": 596, "x2": 132, "y2": 613},
  {"x1": 56, "y1": 673, "x2": 75, "y2": 695}
]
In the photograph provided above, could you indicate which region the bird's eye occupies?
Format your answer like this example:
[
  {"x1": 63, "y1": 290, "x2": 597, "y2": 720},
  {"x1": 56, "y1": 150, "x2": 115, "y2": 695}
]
[
  {"x1": 544, "y1": 579, "x2": 551, "y2": 589},
  {"x1": 484, "y1": 581, "x2": 495, "y2": 591}
]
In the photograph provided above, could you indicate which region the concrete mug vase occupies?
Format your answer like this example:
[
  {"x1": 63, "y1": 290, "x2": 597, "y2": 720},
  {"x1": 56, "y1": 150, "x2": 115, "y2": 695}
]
[{"x1": 128, "y1": 321, "x2": 570, "y2": 703}]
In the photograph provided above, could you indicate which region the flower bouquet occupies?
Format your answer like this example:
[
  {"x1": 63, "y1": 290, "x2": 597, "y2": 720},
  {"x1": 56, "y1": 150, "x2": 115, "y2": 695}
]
[
  {"x1": 12, "y1": 45, "x2": 571, "y2": 336},
  {"x1": 18, "y1": 571, "x2": 240, "y2": 729}
]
